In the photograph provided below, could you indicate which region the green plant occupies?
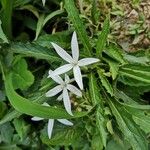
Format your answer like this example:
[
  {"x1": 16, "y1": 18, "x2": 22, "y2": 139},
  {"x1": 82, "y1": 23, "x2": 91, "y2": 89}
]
[{"x1": 0, "y1": 0, "x2": 149, "y2": 149}]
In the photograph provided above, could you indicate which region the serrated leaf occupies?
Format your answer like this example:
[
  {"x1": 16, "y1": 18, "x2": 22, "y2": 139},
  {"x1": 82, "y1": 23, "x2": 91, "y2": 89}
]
[
  {"x1": 96, "y1": 108, "x2": 107, "y2": 147},
  {"x1": 0, "y1": 110, "x2": 21, "y2": 125},
  {"x1": 96, "y1": 17, "x2": 110, "y2": 57},
  {"x1": 108, "y1": 97, "x2": 148, "y2": 150},
  {"x1": 0, "y1": 122, "x2": 14, "y2": 143},
  {"x1": 89, "y1": 74, "x2": 107, "y2": 147},
  {"x1": 9, "y1": 42, "x2": 61, "y2": 61},
  {"x1": 119, "y1": 64, "x2": 150, "y2": 84},
  {"x1": 13, "y1": 118, "x2": 30, "y2": 140},
  {"x1": 0, "y1": 20, "x2": 9, "y2": 43},
  {"x1": 125, "y1": 107, "x2": 150, "y2": 134},
  {"x1": 65, "y1": 0, "x2": 91, "y2": 56},
  {"x1": 103, "y1": 57, "x2": 119, "y2": 80},
  {"x1": 98, "y1": 70, "x2": 113, "y2": 96},
  {"x1": 35, "y1": 30, "x2": 71, "y2": 48},
  {"x1": 5, "y1": 73, "x2": 87, "y2": 119},
  {"x1": 12, "y1": 58, "x2": 34, "y2": 90},
  {"x1": 104, "y1": 44, "x2": 125, "y2": 64},
  {"x1": 41, "y1": 127, "x2": 81, "y2": 146},
  {"x1": 89, "y1": 73, "x2": 103, "y2": 106}
]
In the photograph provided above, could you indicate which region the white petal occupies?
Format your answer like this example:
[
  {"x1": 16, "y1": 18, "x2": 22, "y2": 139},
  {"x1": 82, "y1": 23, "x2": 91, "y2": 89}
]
[
  {"x1": 57, "y1": 119, "x2": 73, "y2": 126},
  {"x1": 78, "y1": 58, "x2": 100, "y2": 66},
  {"x1": 73, "y1": 66, "x2": 83, "y2": 90},
  {"x1": 45, "y1": 85, "x2": 62, "y2": 97},
  {"x1": 47, "y1": 119, "x2": 54, "y2": 139},
  {"x1": 57, "y1": 94, "x2": 63, "y2": 101},
  {"x1": 52, "y1": 64, "x2": 73, "y2": 76},
  {"x1": 42, "y1": 0, "x2": 46, "y2": 6},
  {"x1": 42, "y1": 102, "x2": 50, "y2": 107},
  {"x1": 51, "y1": 42, "x2": 74, "y2": 63},
  {"x1": 48, "y1": 70, "x2": 64, "y2": 84},
  {"x1": 67, "y1": 84, "x2": 82, "y2": 97},
  {"x1": 31, "y1": 116, "x2": 43, "y2": 121},
  {"x1": 65, "y1": 74, "x2": 70, "y2": 83},
  {"x1": 71, "y1": 32, "x2": 79, "y2": 61},
  {"x1": 63, "y1": 88, "x2": 73, "y2": 116}
]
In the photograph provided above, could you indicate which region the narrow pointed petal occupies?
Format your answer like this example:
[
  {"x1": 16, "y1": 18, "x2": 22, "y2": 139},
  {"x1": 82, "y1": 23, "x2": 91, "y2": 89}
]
[
  {"x1": 42, "y1": 0, "x2": 46, "y2": 6},
  {"x1": 45, "y1": 85, "x2": 62, "y2": 97},
  {"x1": 63, "y1": 88, "x2": 73, "y2": 116},
  {"x1": 48, "y1": 119, "x2": 54, "y2": 139},
  {"x1": 57, "y1": 119, "x2": 73, "y2": 126},
  {"x1": 42, "y1": 102, "x2": 50, "y2": 107},
  {"x1": 48, "y1": 70, "x2": 64, "y2": 84},
  {"x1": 67, "y1": 84, "x2": 82, "y2": 97},
  {"x1": 31, "y1": 116, "x2": 43, "y2": 121},
  {"x1": 52, "y1": 64, "x2": 73, "y2": 76},
  {"x1": 57, "y1": 94, "x2": 63, "y2": 101},
  {"x1": 78, "y1": 58, "x2": 100, "y2": 66},
  {"x1": 71, "y1": 32, "x2": 79, "y2": 61},
  {"x1": 51, "y1": 42, "x2": 74, "y2": 63},
  {"x1": 65, "y1": 74, "x2": 70, "y2": 83},
  {"x1": 73, "y1": 66, "x2": 83, "y2": 90}
]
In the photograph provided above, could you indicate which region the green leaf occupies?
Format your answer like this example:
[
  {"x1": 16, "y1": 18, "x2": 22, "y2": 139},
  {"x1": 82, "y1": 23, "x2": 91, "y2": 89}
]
[
  {"x1": 12, "y1": 58, "x2": 34, "y2": 90},
  {"x1": 108, "y1": 97, "x2": 148, "y2": 150},
  {"x1": 89, "y1": 74, "x2": 107, "y2": 147},
  {"x1": 5, "y1": 73, "x2": 87, "y2": 119},
  {"x1": 106, "y1": 139, "x2": 129, "y2": 150},
  {"x1": 98, "y1": 70, "x2": 113, "y2": 96},
  {"x1": 9, "y1": 42, "x2": 61, "y2": 61},
  {"x1": 96, "y1": 17, "x2": 110, "y2": 57},
  {"x1": 35, "y1": 30, "x2": 71, "y2": 48},
  {"x1": 119, "y1": 64, "x2": 150, "y2": 84},
  {"x1": 0, "y1": 0, "x2": 13, "y2": 39},
  {"x1": 103, "y1": 57, "x2": 119, "y2": 80},
  {"x1": 64, "y1": 0, "x2": 91, "y2": 56},
  {"x1": 0, "y1": 20, "x2": 9, "y2": 43},
  {"x1": 91, "y1": 0, "x2": 100, "y2": 25},
  {"x1": 89, "y1": 73, "x2": 103, "y2": 106},
  {"x1": 104, "y1": 44, "x2": 125, "y2": 64},
  {"x1": 34, "y1": 10, "x2": 64, "y2": 40},
  {"x1": 0, "y1": 109, "x2": 21, "y2": 125},
  {"x1": 0, "y1": 122, "x2": 14, "y2": 143},
  {"x1": 34, "y1": 14, "x2": 45, "y2": 40},
  {"x1": 0, "y1": 102, "x2": 7, "y2": 119},
  {"x1": 13, "y1": 118, "x2": 30, "y2": 140},
  {"x1": 19, "y1": 4, "x2": 39, "y2": 18},
  {"x1": 96, "y1": 108, "x2": 107, "y2": 148},
  {"x1": 125, "y1": 107, "x2": 150, "y2": 134},
  {"x1": 41, "y1": 126, "x2": 82, "y2": 146}
]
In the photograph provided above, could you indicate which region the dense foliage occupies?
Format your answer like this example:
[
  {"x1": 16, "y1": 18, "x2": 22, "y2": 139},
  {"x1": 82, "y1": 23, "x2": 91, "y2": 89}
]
[{"x1": 0, "y1": 0, "x2": 150, "y2": 149}]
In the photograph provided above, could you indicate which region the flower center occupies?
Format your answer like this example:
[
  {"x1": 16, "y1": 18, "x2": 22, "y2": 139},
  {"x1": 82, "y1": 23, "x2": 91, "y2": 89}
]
[{"x1": 72, "y1": 61, "x2": 78, "y2": 66}]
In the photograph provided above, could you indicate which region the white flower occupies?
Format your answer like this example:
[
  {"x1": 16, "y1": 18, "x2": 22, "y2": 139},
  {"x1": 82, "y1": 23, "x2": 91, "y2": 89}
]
[
  {"x1": 31, "y1": 103, "x2": 73, "y2": 139},
  {"x1": 46, "y1": 70, "x2": 82, "y2": 115},
  {"x1": 50, "y1": 31, "x2": 100, "y2": 90},
  {"x1": 42, "y1": 0, "x2": 46, "y2": 6}
]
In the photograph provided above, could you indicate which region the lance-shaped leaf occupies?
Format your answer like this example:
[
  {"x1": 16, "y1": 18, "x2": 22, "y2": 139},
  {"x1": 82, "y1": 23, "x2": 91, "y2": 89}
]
[
  {"x1": 5, "y1": 73, "x2": 87, "y2": 119},
  {"x1": 119, "y1": 64, "x2": 150, "y2": 84},
  {"x1": 96, "y1": 17, "x2": 110, "y2": 57},
  {"x1": 9, "y1": 42, "x2": 61, "y2": 61},
  {"x1": 98, "y1": 70, "x2": 113, "y2": 96},
  {"x1": 107, "y1": 97, "x2": 148, "y2": 150},
  {"x1": 65, "y1": 0, "x2": 91, "y2": 56}
]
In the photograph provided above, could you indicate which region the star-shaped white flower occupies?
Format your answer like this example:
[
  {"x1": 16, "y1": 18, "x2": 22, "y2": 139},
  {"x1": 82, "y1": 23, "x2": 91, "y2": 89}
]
[
  {"x1": 50, "y1": 31, "x2": 100, "y2": 90},
  {"x1": 31, "y1": 103, "x2": 73, "y2": 139},
  {"x1": 46, "y1": 70, "x2": 82, "y2": 115}
]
